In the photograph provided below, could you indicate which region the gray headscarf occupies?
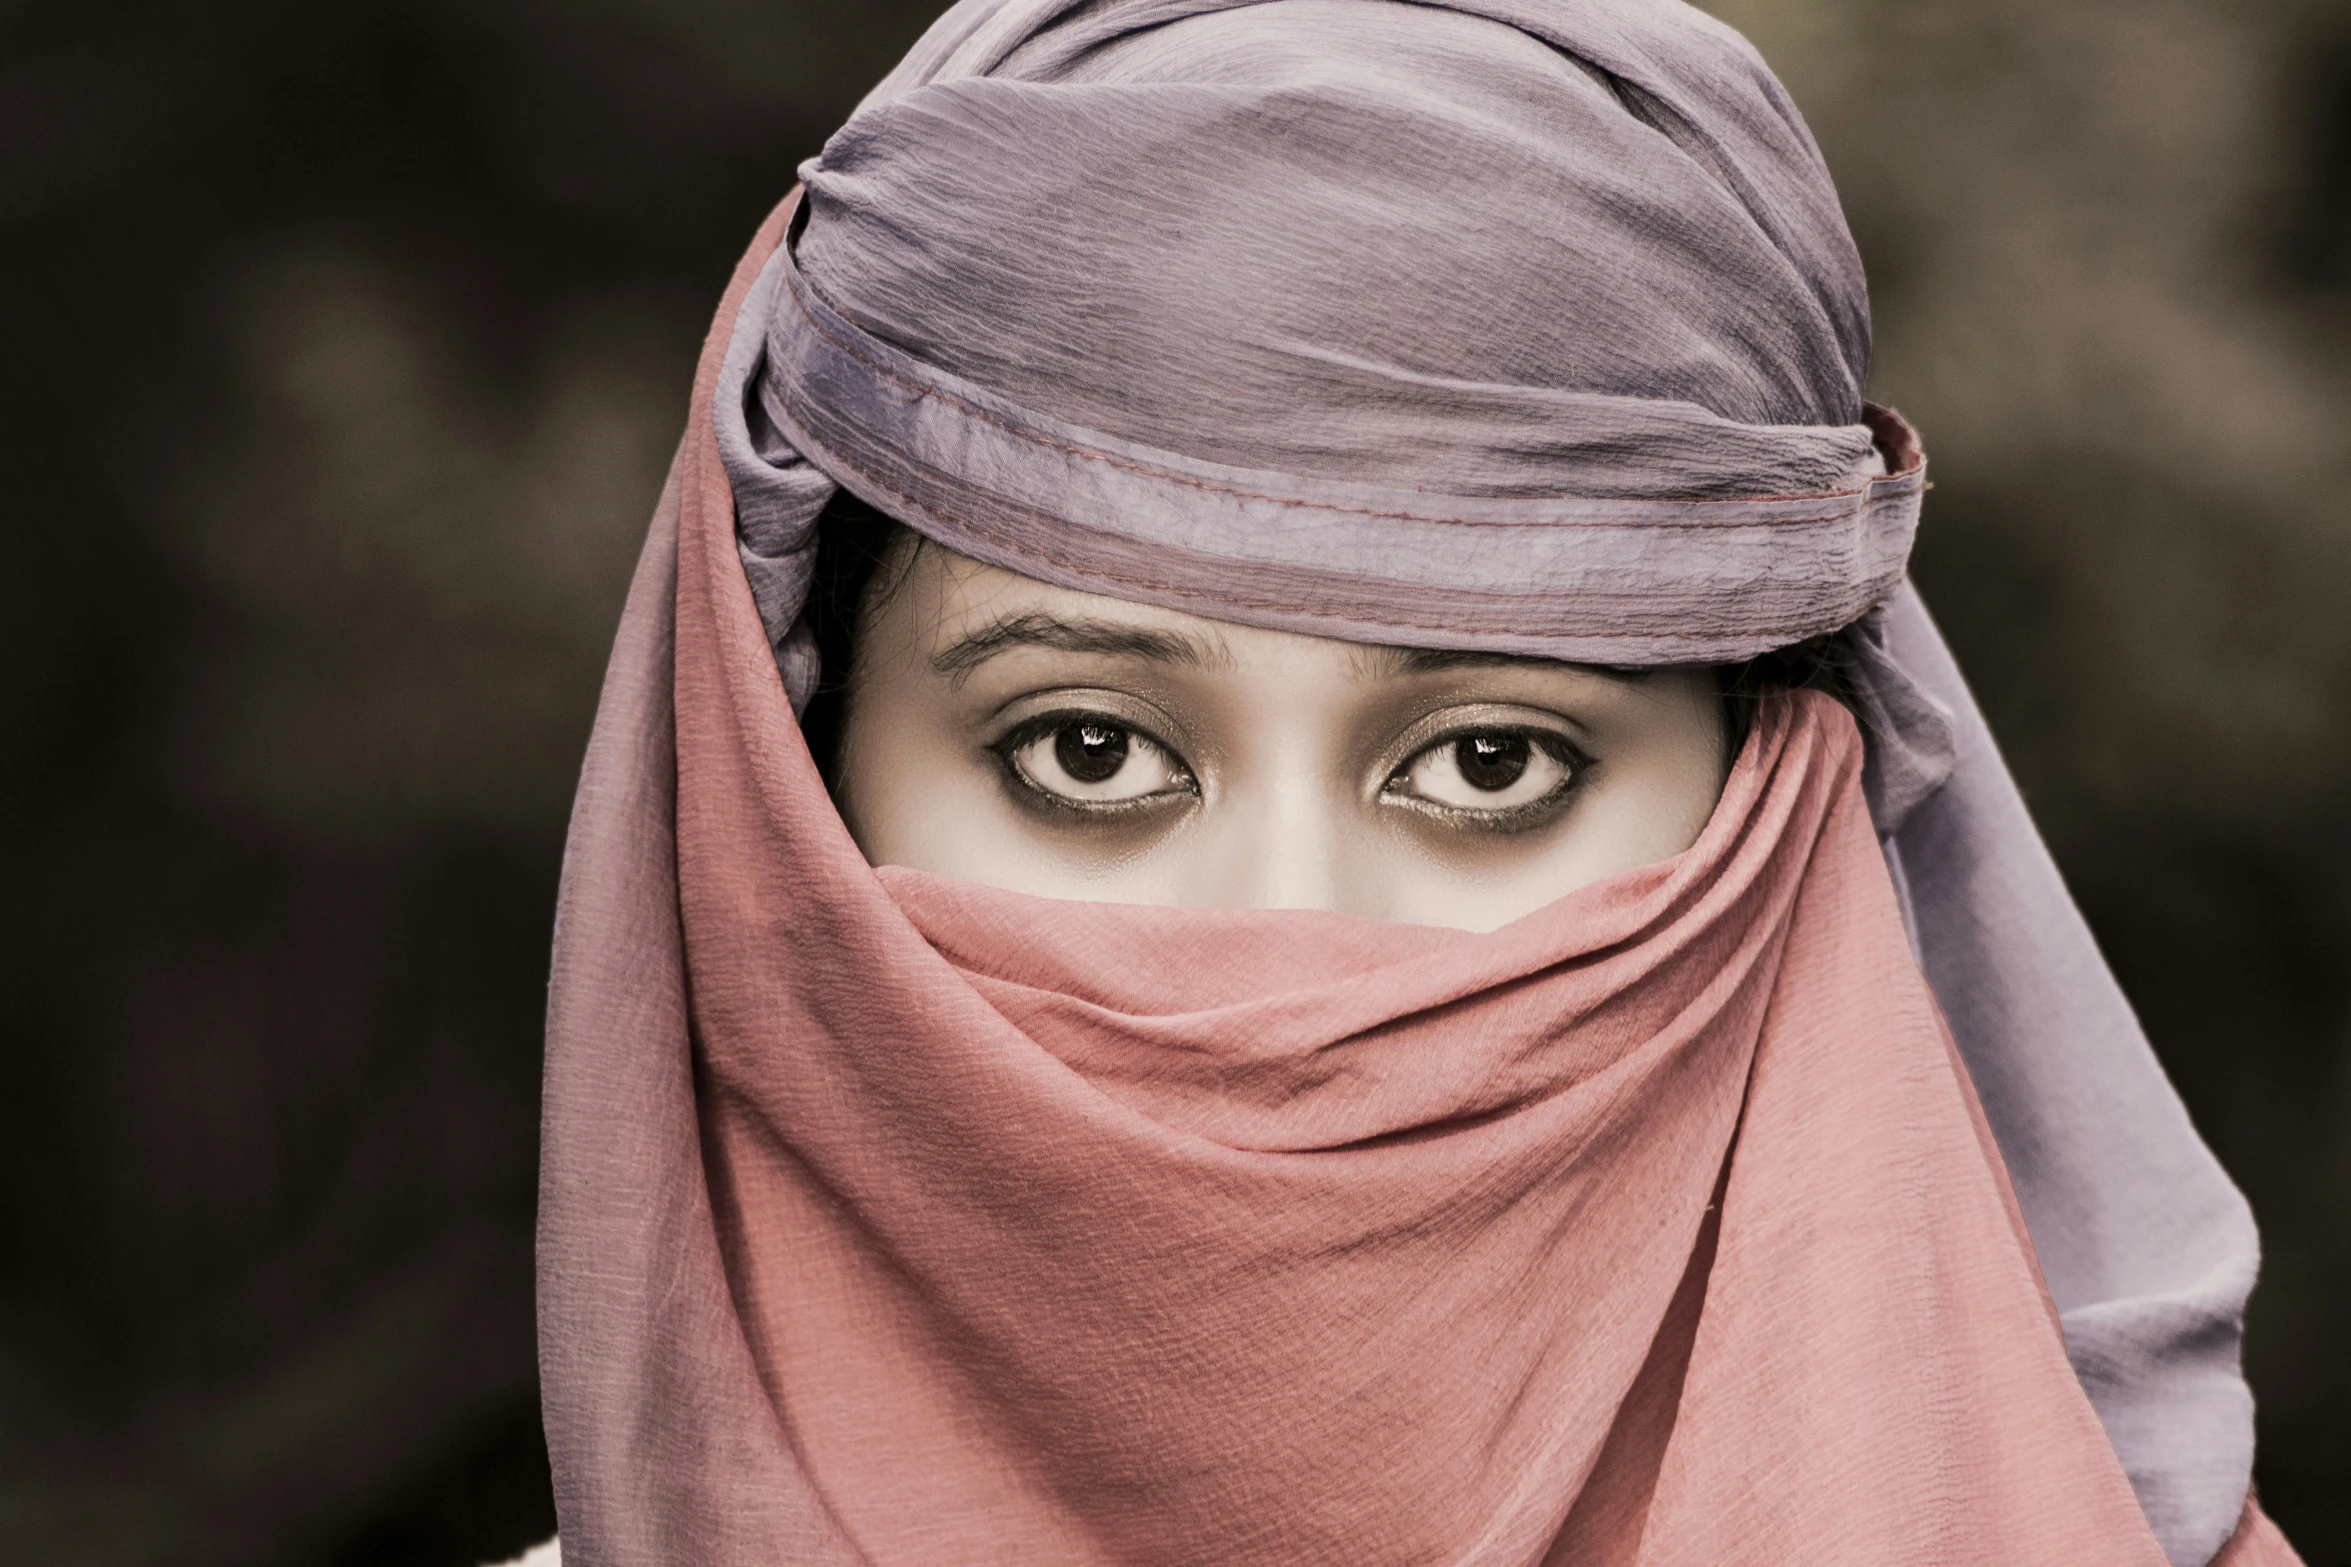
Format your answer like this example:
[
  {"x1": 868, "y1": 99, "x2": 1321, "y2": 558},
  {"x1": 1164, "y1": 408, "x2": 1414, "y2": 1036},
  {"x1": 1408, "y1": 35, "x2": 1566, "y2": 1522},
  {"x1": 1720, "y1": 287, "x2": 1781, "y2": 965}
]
[{"x1": 702, "y1": 2, "x2": 2260, "y2": 1560}]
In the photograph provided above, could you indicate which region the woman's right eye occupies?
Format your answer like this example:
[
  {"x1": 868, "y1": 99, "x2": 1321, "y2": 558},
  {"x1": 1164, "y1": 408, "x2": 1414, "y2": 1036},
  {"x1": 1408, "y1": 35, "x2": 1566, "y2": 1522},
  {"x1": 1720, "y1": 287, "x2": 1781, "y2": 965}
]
[{"x1": 997, "y1": 717, "x2": 1195, "y2": 809}]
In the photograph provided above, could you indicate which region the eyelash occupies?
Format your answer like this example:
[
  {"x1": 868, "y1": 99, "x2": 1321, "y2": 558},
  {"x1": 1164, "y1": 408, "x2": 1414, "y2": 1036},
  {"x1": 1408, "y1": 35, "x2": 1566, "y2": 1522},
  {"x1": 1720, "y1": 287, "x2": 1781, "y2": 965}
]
[
  {"x1": 1381, "y1": 730, "x2": 1589, "y2": 833},
  {"x1": 990, "y1": 712, "x2": 1587, "y2": 833},
  {"x1": 989, "y1": 709, "x2": 1199, "y2": 815}
]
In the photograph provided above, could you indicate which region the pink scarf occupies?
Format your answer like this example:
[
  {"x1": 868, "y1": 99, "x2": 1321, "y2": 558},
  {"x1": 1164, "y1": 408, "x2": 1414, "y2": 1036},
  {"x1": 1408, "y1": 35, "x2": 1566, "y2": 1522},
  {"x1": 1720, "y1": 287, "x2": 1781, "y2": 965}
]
[{"x1": 537, "y1": 206, "x2": 2299, "y2": 1566}]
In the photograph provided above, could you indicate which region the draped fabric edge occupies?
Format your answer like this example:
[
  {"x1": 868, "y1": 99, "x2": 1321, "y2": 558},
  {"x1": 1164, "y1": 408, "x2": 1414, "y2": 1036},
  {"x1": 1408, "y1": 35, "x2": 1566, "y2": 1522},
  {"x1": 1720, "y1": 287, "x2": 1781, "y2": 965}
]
[
  {"x1": 541, "y1": 197, "x2": 863, "y2": 1565},
  {"x1": 1879, "y1": 589, "x2": 2270, "y2": 1566}
]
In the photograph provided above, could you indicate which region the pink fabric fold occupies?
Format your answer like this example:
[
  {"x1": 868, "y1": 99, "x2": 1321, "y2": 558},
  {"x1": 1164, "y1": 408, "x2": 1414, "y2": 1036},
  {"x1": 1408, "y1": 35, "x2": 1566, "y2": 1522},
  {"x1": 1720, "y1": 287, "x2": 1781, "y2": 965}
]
[{"x1": 538, "y1": 203, "x2": 2303, "y2": 1566}]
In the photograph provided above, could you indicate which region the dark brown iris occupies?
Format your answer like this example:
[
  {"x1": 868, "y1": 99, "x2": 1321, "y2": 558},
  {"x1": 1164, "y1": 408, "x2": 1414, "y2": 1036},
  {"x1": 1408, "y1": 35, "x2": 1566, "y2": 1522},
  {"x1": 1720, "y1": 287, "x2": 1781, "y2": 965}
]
[
  {"x1": 1056, "y1": 722, "x2": 1130, "y2": 784},
  {"x1": 1455, "y1": 733, "x2": 1531, "y2": 791}
]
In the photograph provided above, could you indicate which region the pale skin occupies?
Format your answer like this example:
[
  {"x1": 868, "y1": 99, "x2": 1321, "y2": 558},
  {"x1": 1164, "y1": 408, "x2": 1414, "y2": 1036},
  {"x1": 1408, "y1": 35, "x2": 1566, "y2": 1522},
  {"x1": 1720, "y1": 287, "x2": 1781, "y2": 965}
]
[{"x1": 837, "y1": 539, "x2": 1733, "y2": 933}]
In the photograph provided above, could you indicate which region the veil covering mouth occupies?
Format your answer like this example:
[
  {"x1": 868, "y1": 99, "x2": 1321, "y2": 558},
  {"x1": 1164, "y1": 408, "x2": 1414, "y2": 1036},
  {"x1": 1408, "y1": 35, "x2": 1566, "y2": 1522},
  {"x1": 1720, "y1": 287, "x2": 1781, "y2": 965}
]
[{"x1": 537, "y1": 3, "x2": 2291, "y2": 1564}]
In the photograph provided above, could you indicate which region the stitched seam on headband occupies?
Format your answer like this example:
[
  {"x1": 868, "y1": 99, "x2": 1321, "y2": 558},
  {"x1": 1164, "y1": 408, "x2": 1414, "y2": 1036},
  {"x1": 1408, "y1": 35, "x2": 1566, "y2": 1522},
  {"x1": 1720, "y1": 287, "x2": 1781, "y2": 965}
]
[
  {"x1": 781, "y1": 270, "x2": 1907, "y2": 527},
  {"x1": 791, "y1": 422, "x2": 1879, "y2": 642}
]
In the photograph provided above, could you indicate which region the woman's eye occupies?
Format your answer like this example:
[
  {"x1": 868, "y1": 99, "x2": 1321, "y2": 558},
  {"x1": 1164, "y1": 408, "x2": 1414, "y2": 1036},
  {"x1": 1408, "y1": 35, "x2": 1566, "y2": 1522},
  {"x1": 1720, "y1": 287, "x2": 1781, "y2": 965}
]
[
  {"x1": 1387, "y1": 730, "x2": 1576, "y2": 815},
  {"x1": 1001, "y1": 717, "x2": 1193, "y2": 807}
]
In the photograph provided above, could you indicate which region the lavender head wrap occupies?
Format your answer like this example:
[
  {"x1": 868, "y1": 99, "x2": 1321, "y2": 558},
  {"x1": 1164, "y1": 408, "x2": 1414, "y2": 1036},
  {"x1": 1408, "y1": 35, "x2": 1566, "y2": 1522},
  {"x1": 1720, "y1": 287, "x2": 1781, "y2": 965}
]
[{"x1": 692, "y1": 2, "x2": 2263, "y2": 1561}]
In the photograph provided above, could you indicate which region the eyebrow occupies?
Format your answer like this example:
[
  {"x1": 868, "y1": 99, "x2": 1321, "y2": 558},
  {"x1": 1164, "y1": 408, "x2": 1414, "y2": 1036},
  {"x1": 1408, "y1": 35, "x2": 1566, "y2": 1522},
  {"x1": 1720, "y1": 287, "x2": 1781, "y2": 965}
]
[{"x1": 931, "y1": 613, "x2": 1221, "y2": 680}]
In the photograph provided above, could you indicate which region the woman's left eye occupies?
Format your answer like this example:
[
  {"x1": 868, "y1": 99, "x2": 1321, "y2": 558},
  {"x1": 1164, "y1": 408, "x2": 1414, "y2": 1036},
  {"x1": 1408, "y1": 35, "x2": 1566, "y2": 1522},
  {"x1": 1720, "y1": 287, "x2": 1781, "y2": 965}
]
[
  {"x1": 999, "y1": 716, "x2": 1194, "y2": 808},
  {"x1": 1385, "y1": 730, "x2": 1577, "y2": 816}
]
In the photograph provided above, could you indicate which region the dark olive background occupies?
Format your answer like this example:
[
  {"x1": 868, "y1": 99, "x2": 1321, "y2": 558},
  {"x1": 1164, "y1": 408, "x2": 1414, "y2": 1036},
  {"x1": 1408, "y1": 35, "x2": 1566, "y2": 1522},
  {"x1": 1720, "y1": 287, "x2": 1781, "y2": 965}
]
[{"x1": 2, "y1": 2, "x2": 2345, "y2": 1563}]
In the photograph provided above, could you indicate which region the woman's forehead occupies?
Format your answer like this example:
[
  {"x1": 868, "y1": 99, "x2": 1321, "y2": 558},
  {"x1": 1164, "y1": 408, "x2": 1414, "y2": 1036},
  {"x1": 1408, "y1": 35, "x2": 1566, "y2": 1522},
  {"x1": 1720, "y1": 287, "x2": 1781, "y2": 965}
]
[{"x1": 880, "y1": 541, "x2": 1641, "y2": 693}]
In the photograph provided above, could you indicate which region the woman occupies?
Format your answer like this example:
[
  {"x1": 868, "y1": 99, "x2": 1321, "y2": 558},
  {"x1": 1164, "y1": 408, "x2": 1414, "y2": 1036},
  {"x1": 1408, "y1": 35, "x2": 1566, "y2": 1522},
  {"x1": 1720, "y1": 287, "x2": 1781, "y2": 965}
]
[{"x1": 533, "y1": 1, "x2": 2300, "y2": 1561}]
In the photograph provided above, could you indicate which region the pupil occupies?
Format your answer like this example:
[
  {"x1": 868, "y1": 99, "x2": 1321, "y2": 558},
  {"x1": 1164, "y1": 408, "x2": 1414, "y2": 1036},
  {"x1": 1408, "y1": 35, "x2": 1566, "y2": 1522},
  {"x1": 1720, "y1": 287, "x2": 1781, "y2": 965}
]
[
  {"x1": 1455, "y1": 733, "x2": 1530, "y2": 791},
  {"x1": 1056, "y1": 722, "x2": 1130, "y2": 785}
]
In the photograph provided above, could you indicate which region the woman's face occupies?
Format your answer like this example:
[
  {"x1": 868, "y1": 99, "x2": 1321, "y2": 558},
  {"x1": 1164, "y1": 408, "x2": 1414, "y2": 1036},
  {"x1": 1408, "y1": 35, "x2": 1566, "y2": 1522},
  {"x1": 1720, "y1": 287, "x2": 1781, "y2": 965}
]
[{"x1": 837, "y1": 541, "x2": 1730, "y2": 932}]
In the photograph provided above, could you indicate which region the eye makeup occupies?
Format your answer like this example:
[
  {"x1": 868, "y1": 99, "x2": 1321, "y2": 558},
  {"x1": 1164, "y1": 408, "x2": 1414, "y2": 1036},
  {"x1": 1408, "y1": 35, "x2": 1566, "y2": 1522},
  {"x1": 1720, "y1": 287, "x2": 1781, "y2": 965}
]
[
  {"x1": 1381, "y1": 727, "x2": 1589, "y2": 834},
  {"x1": 988, "y1": 705, "x2": 1200, "y2": 817}
]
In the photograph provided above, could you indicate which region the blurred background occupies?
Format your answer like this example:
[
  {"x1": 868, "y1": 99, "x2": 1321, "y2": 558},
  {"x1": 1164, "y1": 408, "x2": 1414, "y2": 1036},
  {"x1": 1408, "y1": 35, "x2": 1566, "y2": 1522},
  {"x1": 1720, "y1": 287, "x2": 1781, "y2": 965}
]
[{"x1": 0, "y1": 0, "x2": 2344, "y2": 1561}]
